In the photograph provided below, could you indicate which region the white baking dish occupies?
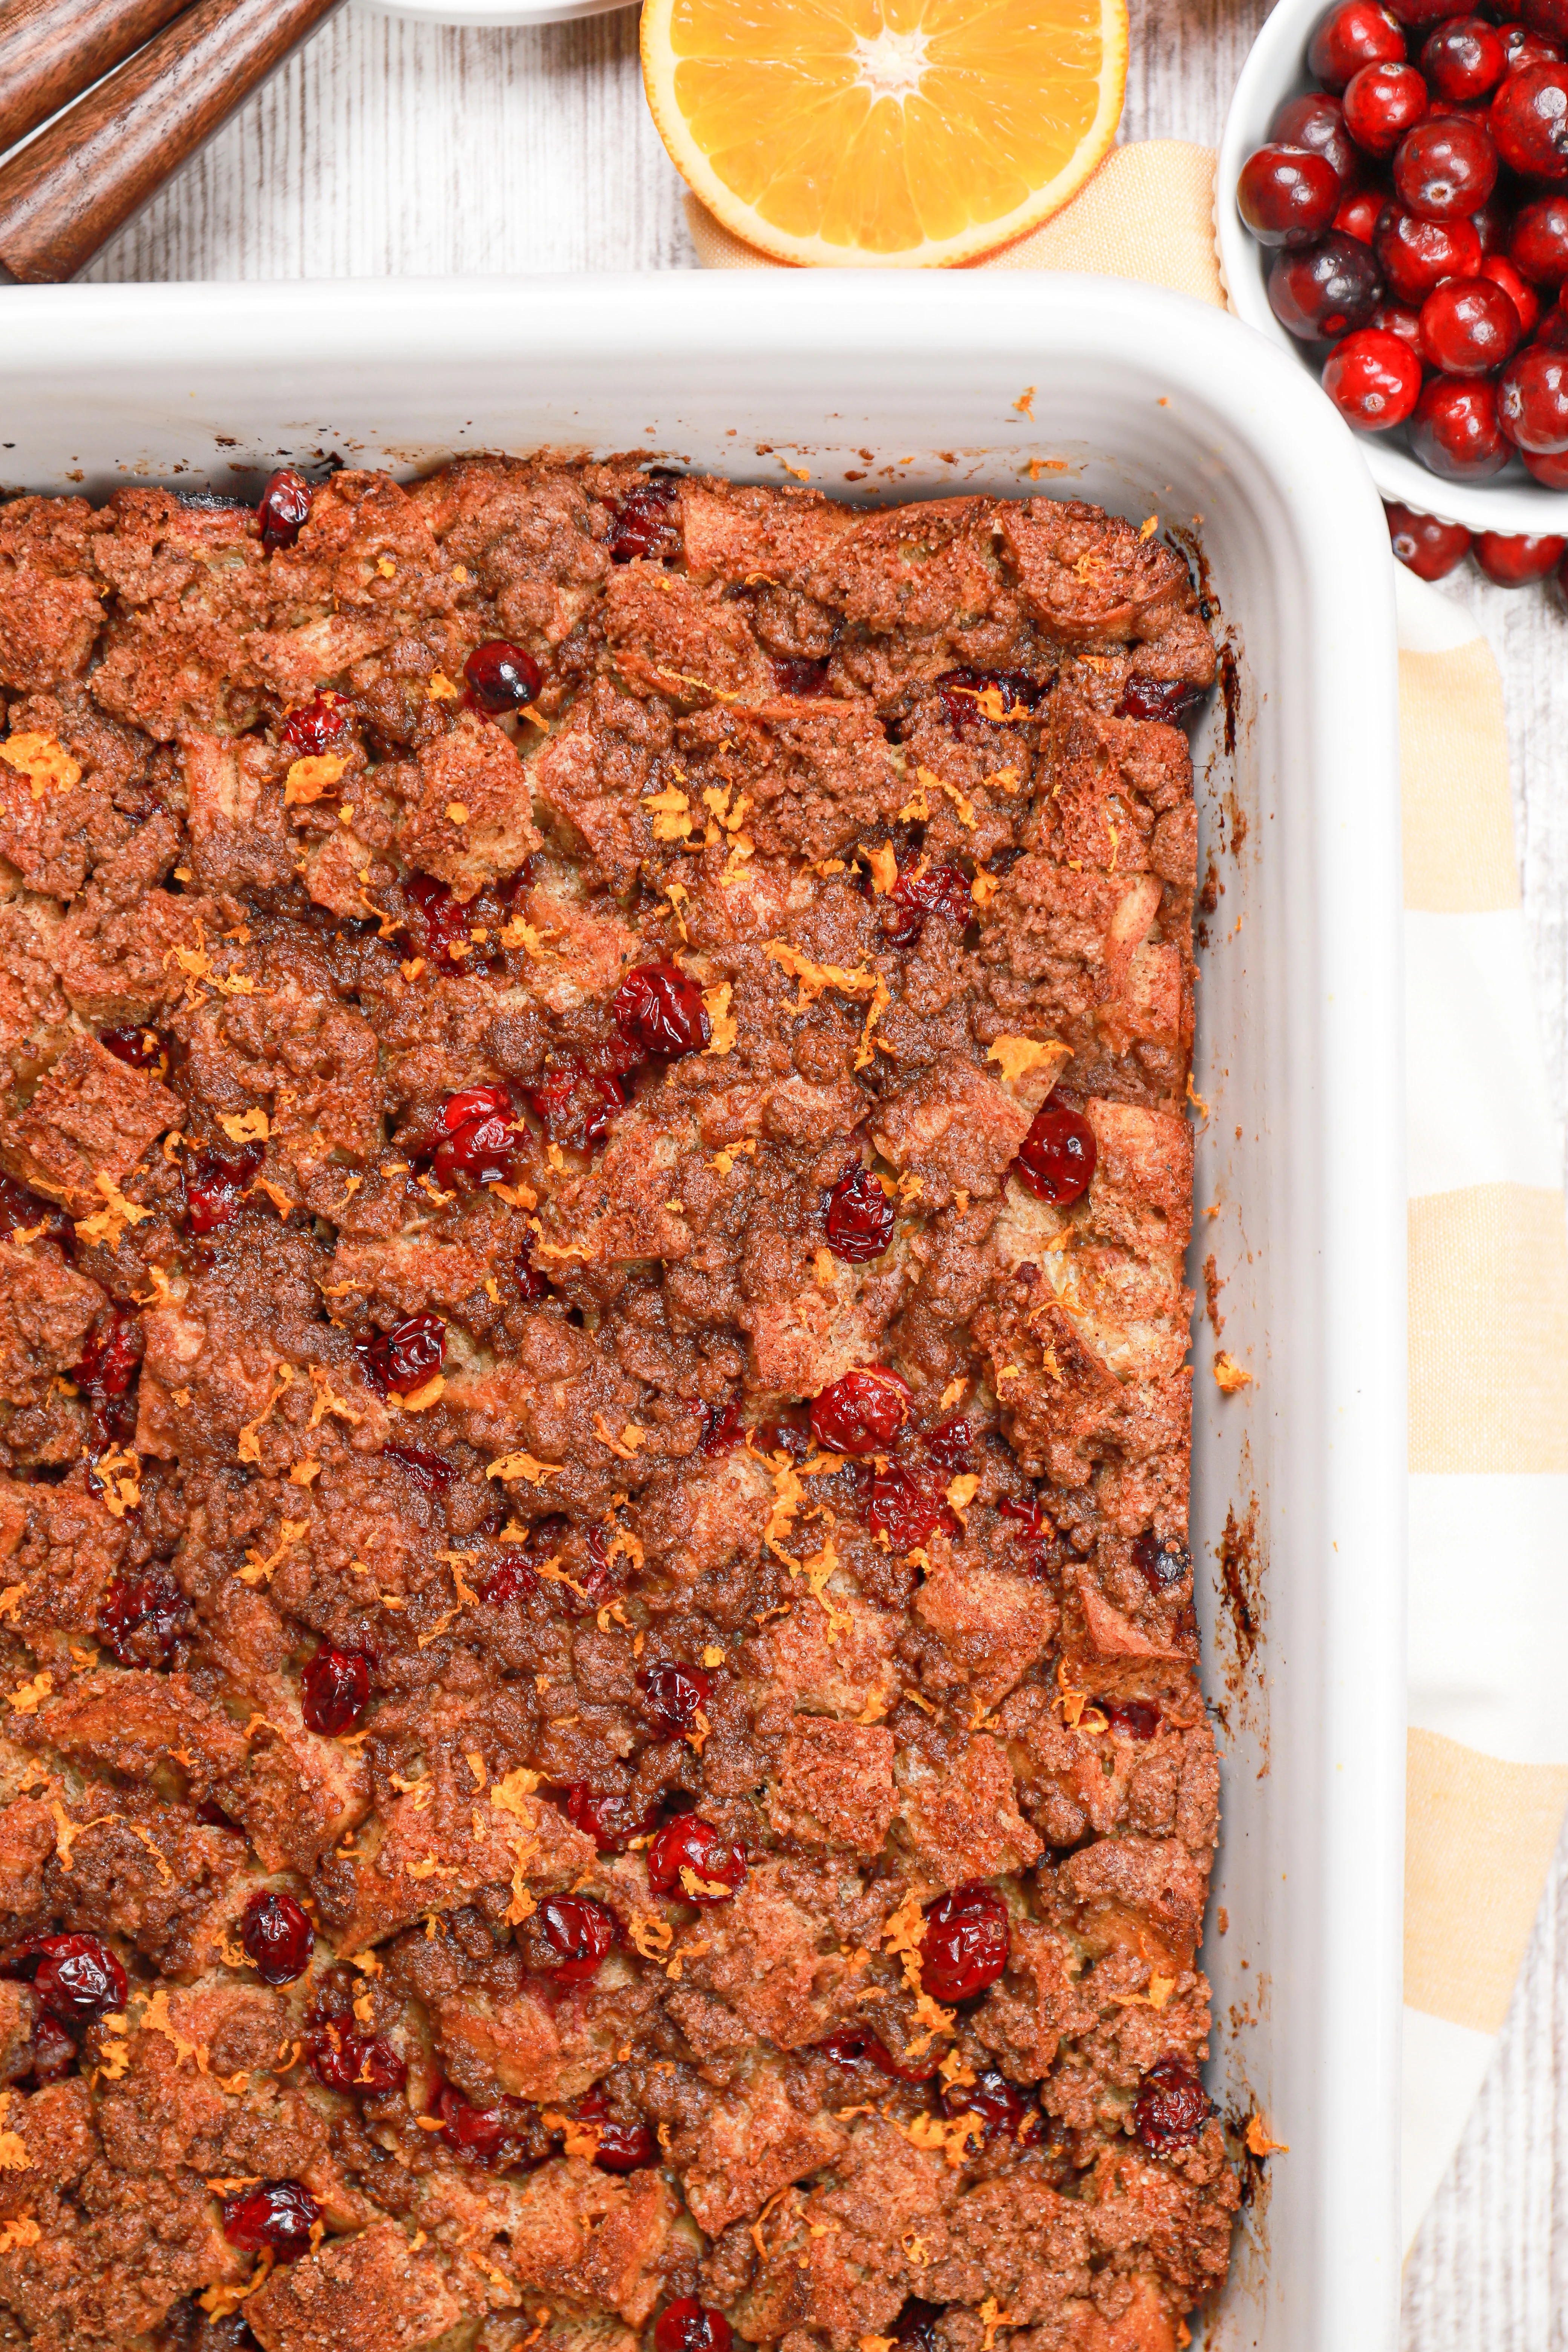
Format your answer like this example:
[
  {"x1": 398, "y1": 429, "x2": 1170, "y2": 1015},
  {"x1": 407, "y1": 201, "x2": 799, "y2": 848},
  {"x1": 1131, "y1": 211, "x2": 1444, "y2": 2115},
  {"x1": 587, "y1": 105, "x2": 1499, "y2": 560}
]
[{"x1": 0, "y1": 274, "x2": 1405, "y2": 2350}]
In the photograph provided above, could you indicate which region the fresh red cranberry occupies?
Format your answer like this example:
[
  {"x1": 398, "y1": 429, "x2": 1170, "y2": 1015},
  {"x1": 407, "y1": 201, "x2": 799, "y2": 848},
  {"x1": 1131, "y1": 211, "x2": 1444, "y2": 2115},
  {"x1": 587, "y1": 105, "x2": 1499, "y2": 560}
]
[
  {"x1": 1271, "y1": 92, "x2": 1366, "y2": 189},
  {"x1": 308, "y1": 2026, "x2": 407, "y2": 2096},
  {"x1": 222, "y1": 2179, "x2": 320, "y2": 2262},
  {"x1": 920, "y1": 1882, "x2": 1010, "y2": 2002},
  {"x1": 861, "y1": 1459, "x2": 945, "y2": 1550},
  {"x1": 563, "y1": 1784, "x2": 661, "y2": 1853},
  {"x1": 1504, "y1": 24, "x2": 1564, "y2": 71},
  {"x1": 1323, "y1": 326, "x2": 1427, "y2": 426},
  {"x1": 0, "y1": 1172, "x2": 70, "y2": 1248},
  {"x1": 942, "y1": 2066, "x2": 1032, "y2": 2143},
  {"x1": 698, "y1": 1394, "x2": 743, "y2": 1455},
  {"x1": 637, "y1": 1661, "x2": 712, "y2": 1736},
  {"x1": 1374, "y1": 201, "x2": 1483, "y2": 299},
  {"x1": 1334, "y1": 185, "x2": 1387, "y2": 242},
  {"x1": 98, "y1": 1569, "x2": 186, "y2": 1666},
  {"x1": 428, "y1": 1083, "x2": 517, "y2": 1188},
  {"x1": 257, "y1": 470, "x2": 312, "y2": 552},
  {"x1": 385, "y1": 1444, "x2": 456, "y2": 1492},
  {"x1": 6, "y1": 1934, "x2": 127, "y2": 2027},
  {"x1": 464, "y1": 640, "x2": 542, "y2": 713},
  {"x1": 1420, "y1": 275, "x2": 1522, "y2": 370},
  {"x1": 1311, "y1": 0, "x2": 1408, "y2": 87},
  {"x1": 1499, "y1": 342, "x2": 1568, "y2": 446},
  {"x1": 1237, "y1": 144, "x2": 1344, "y2": 244},
  {"x1": 98, "y1": 1023, "x2": 161, "y2": 1067},
  {"x1": 1490, "y1": 59, "x2": 1568, "y2": 175},
  {"x1": 810, "y1": 1366, "x2": 911, "y2": 1457},
  {"x1": 645, "y1": 1813, "x2": 746, "y2": 1903},
  {"x1": 771, "y1": 656, "x2": 832, "y2": 696},
  {"x1": 1133, "y1": 1530, "x2": 1192, "y2": 1591},
  {"x1": 1100, "y1": 1697, "x2": 1162, "y2": 1739},
  {"x1": 183, "y1": 1142, "x2": 263, "y2": 1234},
  {"x1": 534, "y1": 1894, "x2": 616, "y2": 1984},
  {"x1": 301, "y1": 1646, "x2": 371, "y2": 1737},
  {"x1": 1536, "y1": 305, "x2": 1568, "y2": 346},
  {"x1": 824, "y1": 1163, "x2": 896, "y2": 1260},
  {"x1": 1526, "y1": 0, "x2": 1568, "y2": 32},
  {"x1": 612, "y1": 961, "x2": 710, "y2": 1058},
  {"x1": 1015, "y1": 1097, "x2": 1097, "y2": 1204},
  {"x1": 1392, "y1": 114, "x2": 1498, "y2": 214},
  {"x1": 1524, "y1": 440, "x2": 1568, "y2": 478},
  {"x1": 1511, "y1": 198, "x2": 1568, "y2": 289},
  {"x1": 1369, "y1": 296, "x2": 1427, "y2": 350},
  {"x1": 281, "y1": 691, "x2": 353, "y2": 756},
  {"x1": 607, "y1": 474, "x2": 683, "y2": 563},
  {"x1": 1113, "y1": 674, "x2": 1209, "y2": 723},
  {"x1": 1132, "y1": 2056, "x2": 1211, "y2": 2154},
  {"x1": 357, "y1": 1312, "x2": 446, "y2": 1398},
  {"x1": 1474, "y1": 528, "x2": 1568, "y2": 580},
  {"x1": 240, "y1": 1890, "x2": 315, "y2": 1986},
  {"x1": 1385, "y1": 500, "x2": 1473, "y2": 576},
  {"x1": 654, "y1": 2301, "x2": 732, "y2": 2352},
  {"x1": 885, "y1": 858, "x2": 972, "y2": 946},
  {"x1": 399, "y1": 871, "x2": 473, "y2": 973},
  {"x1": 1268, "y1": 235, "x2": 1384, "y2": 338},
  {"x1": 1384, "y1": 0, "x2": 1463, "y2": 23},
  {"x1": 1423, "y1": 14, "x2": 1507, "y2": 98},
  {"x1": 1343, "y1": 60, "x2": 1431, "y2": 154},
  {"x1": 1482, "y1": 254, "x2": 1543, "y2": 334},
  {"x1": 933, "y1": 666, "x2": 1044, "y2": 727}
]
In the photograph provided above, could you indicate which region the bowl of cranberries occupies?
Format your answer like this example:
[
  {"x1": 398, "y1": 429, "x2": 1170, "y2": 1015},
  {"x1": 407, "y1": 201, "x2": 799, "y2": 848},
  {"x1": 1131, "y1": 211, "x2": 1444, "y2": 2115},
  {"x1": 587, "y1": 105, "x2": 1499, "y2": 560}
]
[{"x1": 1219, "y1": 0, "x2": 1568, "y2": 529}]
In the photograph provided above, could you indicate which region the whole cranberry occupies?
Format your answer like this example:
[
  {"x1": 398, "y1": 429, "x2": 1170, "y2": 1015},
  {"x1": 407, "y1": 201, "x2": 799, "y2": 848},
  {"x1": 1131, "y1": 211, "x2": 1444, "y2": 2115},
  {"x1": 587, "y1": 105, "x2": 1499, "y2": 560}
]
[
  {"x1": 98, "y1": 1023, "x2": 161, "y2": 1066},
  {"x1": 400, "y1": 870, "x2": 473, "y2": 972},
  {"x1": 612, "y1": 961, "x2": 710, "y2": 1058},
  {"x1": 1268, "y1": 235, "x2": 1384, "y2": 338},
  {"x1": 28, "y1": 2017, "x2": 78, "y2": 2084},
  {"x1": 1537, "y1": 304, "x2": 1568, "y2": 345},
  {"x1": 8, "y1": 1934, "x2": 127, "y2": 2027},
  {"x1": 464, "y1": 640, "x2": 542, "y2": 713},
  {"x1": 934, "y1": 666, "x2": 1044, "y2": 727},
  {"x1": 1383, "y1": 0, "x2": 1465, "y2": 23},
  {"x1": 920, "y1": 1882, "x2": 1010, "y2": 2002},
  {"x1": 1420, "y1": 275, "x2": 1522, "y2": 369},
  {"x1": 1471, "y1": 191, "x2": 1511, "y2": 253},
  {"x1": 654, "y1": 2302, "x2": 732, "y2": 2352},
  {"x1": 884, "y1": 858, "x2": 973, "y2": 945},
  {"x1": 1504, "y1": 24, "x2": 1565, "y2": 71},
  {"x1": 1512, "y1": 196, "x2": 1568, "y2": 292},
  {"x1": 1409, "y1": 374, "x2": 1512, "y2": 474},
  {"x1": 1392, "y1": 115, "x2": 1498, "y2": 214},
  {"x1": 816, "y1": 2023, "x2": 896, "y2": 2070},
  {"x1": 1100, "y1": 1697, "x2": 1162, "y2": 1739},
  {"x1": 240, "y1": 1890, "x2": 315, "y2": 1986},
  {"x1": 535, "y1": 1894, "x2": 616, "y2": 1984},
  {"x1": 645, "y1": 1813, "x2": 747, "y2": 1903},
  {"x1": 1384, "y1": 500, "x2": 1474, "y2": 576},
  {"x1": 1369, "y1": 296, "x2": 1427, "y2": 349},
  {"x1": 357, "y1": 1312, "x2": 446, "y2": 1397},
  {"x1": 1524, "y1": 440, "x2": 1568, "y2": 477},
  {"x1": 1335, "y1": 185, "x2": 1387, "y2": 241},
  {"x1": 573, "y1": 2087, "x2": 657, "y2": 2172},
  {"x1": 608, "y1": 474, "x2": 683, "y2": 564},
  {"x1": 99, "y1": 1568, "x2": 186, "y2": 1666},
  {"x1": 281, "y1": 690, "x2": 353, "y2": 756},
  {"x1": 1498, "y1": 341, "x2": 1568, "y2": 444},
  {"x1": 183, "y1": 1142, "x2": 263, "y2": 1234},
  {"x1": 1423, "y1": 15, "x2": 1508, "y2": 98},
  {"x1": 637, "y1": 1660, "x2": 712, "y2": 1736},
  {"x1": 1311, "y1": 0, "x2": 1408, "y2": 88},
  {"x1": 1132, "y1": 2056, "x2": 1212, "y2": 2154},
  {"x1": 222, "y1": 2179, "x2": 320, "y2": 2262},
  {"x1": 1271, "y1": 92, "x2": 1365, "y2": 189},
  {"x1": 809, "y1": 1365, "x2": 911, "y2": 1456},
  {"x1": 1113, "y1": 674, "x2": 1208, "y2": 723},
  {"x1": 861, "y1": 1459, "x2": 945, "y2": 1550},
  {"x1": 430, "y1": 1083, "x2": 516, "y2": 1188},
  {"x1": 1490, "y1": 60, "x2": 1568, "y2": 175},
  {"x1": 301, "y1": 1645, "x2": 371, "y2": 1737},
  {"x1": 257, "y1": 470, "x2": 312, "y2": 551},
  {"x1": 1526, "y1": 0, "x2": 1568, "y2": 32},
  {"x1": 1482, "y1": 253, "x2": 1544, "y2": 332},
  {"x1": 1343, "y1": 61, "x2": 1431, "y2": 155},
  {"x1": 1474, "y1": 528, "x2": 1568, "y2": 580},
  {"x1": 563, "y1": 1784, "x2": 662, "y2": 1853},
  {"x1": 1015, "y1": 1098, "x2": 1098, "y2": 1203},
  {"x1": 942, "y1": 2066, "x2": 1032, "y2": 2143},
  {"x1": 1133, "y1": 1530, "x2": 1193, "y2": 1591},
  {"x1": 309, "y1": 2025, "x2": 407, "y2": 2096},
  {"x1": 1237, "y1": 144, "x2": 1344, "y2": 245},
  {"x1": 824, "y1": 1163, "x2": 896, "y2": 1261},
  {"x1": 1374, "y1": 201, "x2": 1484, "y2": 299},
  {"x1": 438, "y1": 2085, "x2": 518, "y2": 2165}
]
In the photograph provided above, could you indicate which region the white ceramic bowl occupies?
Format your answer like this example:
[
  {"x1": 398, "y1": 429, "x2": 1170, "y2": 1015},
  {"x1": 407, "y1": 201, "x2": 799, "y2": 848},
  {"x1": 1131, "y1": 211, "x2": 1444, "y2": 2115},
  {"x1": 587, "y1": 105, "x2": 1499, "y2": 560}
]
[
  {"x1": 1218, "y1": 0, "x2": 1568, "y2": 533},
  {"x1": 361, "y1": 0, "x2": 626, "y2": 24}
]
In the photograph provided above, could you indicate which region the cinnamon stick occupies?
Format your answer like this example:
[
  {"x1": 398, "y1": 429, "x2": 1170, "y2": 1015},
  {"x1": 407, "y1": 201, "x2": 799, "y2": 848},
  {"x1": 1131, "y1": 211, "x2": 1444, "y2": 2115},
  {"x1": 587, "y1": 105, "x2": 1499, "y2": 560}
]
[{"x1": 0, "y1": 0, "x2": 195, "y2": 160}]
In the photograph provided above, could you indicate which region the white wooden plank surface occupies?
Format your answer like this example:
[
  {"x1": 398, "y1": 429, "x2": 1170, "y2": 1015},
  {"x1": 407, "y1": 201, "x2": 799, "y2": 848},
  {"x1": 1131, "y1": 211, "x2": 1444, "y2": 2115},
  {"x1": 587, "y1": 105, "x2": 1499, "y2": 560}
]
[{"x1": 75, "y1": 5, "x2": 1568, "y2": 2338}]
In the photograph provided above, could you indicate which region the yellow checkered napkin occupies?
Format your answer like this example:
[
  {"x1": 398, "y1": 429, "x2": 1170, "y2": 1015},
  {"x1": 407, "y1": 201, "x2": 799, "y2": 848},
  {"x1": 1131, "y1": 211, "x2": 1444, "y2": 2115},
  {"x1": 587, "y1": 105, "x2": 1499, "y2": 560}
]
[{"x1": 691, "y1": 141, "x2": 1568, "y2": 2251}]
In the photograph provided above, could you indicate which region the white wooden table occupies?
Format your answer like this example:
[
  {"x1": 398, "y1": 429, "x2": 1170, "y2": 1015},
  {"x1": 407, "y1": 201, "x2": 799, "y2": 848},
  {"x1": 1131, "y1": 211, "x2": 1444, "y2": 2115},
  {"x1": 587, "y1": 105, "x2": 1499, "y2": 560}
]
[{"x1": 80, "y1": 6, "x2": 1568, "y2": 2337}]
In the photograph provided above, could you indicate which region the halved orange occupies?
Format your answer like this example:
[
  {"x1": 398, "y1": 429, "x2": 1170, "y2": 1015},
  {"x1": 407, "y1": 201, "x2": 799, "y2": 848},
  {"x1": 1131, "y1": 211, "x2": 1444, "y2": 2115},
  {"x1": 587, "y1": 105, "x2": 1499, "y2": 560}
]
[{"x1": 641, "y1": 0, "x2": 1129, "y2": 269}]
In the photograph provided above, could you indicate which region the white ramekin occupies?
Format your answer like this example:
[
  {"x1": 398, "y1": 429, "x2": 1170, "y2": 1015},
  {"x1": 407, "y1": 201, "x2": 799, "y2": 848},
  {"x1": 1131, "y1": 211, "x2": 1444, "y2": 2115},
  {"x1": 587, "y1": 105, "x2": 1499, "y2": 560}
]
[{"x1": 360, "y1": 0, "x2": 626, "y2": 23}]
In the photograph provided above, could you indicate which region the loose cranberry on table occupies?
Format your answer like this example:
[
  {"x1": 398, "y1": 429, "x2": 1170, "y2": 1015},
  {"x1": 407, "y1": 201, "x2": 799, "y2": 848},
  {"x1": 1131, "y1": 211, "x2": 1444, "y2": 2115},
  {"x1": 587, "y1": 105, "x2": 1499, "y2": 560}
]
[
  {"x1": 1419, "y1": 276, "x2": 1521, "y2": 372},
  {"x1": 1392, "y1": 115, "x2": 1498, "y2": 216},
  {"x1": 1482, "y1": 254, "x2": 1542, "y2": 335},
  {"x1": 281, "y1": 689, "x2": 353, "y2": 756},
  {"x1": 1490, "y1": 59, "x2": 1568, "y2": 176},
  {"x1": 1510, "y1": 198, "x2": 1568, "y2": 288},
  {"x1": 222, "y1": 2179, "x2": 320, "y2": 2262},
  {"x1": 1409, "y1": 374, "x2": 1512, "y2": 473},
  {"x1": 183, "y1": 1142, "x2": 263, "y2": 1234},
  {"x1": 1310, "y1": 0, "x2": 1407, "y2": 89},
  {"x1": 240, "y1": 1890, "x2": 315, "y2": 1985},
  {"x1": 1334, "y1": 185, "x2": 1386, "y2": 241},
  {"x1": 1342, "y1": 59, "x2": 1430, "y2": 154},
  {"x1": 1237, "y1": 143, "x2": 1344, "y2": 245},
  {"x1": 1374, "y1": 203, "x2": 1483, "y2": 302},
  {"x1": 1422, "y1": 15, "x2": 1507, "y2": 99},
  {"x1": 611, "y1": 961, "x2": 710, "y2": 1058},
  {"x1": 1473, "y1": 527, "x2": 1568, "y2": 581},
  {"x1": 809, "y1": 1364, "x2": 911, "y2": 1456},
  {"x1": 1014, "y1": 1096, "x2": 1097, "y2": 1204},
  {"x1": 1384, "y1": 499, "x2": 1473, "y2": 576},
  {"x1": 1323, "y1": 326, "x2": 1426, "y2": 426},
  {"x1": 1268, "y1": 234, "x2": 1383, "y2": 339},
  {"x1": 654, "y1": 2301, "x2": 733, "y2": 2352},
  {"x1": 1498, "y1": 342, "x2": 1568, "y2": 446},
  {"x1": 301, "y1": 1645, "x2": 371, "y2": 1737},
  {"x1": 4, "y1": 1933, "x2": 126, "y2": 2027},
  {"x1": 464, "y1": 640, "x2": 542, "y2": 713},
  {"x1": 823, "y1": 1162, "x2": 896, "y2": 1261},
  {"x1": 257, "y1": 469, "x2": 312, "y2": 551},
  {"x1": 637, "y1": 1660, "x2": 712, "y2": 1736},
  {"x1": 645, "y1": 1812, "x2": 747, "y2": 1902},
  {"x1": 563, "y1": 1784, "x2": 662, "y2": 1853},
  {"x1": 920, "y1": 1882, "x2": 1010, "y2": 2002},
  {"x1": 534, "y1": 1893, "x2": 616, "y2": 1985},
  {"x1": 1270, "y1": 92, "x2": 1365, "y2": 189},
  {"x1": 1132, "y1": 2055, "x2": 1212, "y2": 2154},
  {"x1": 356, "y1": 1311, "x2": 446, "y2": 1397},
  {"x1": 429, "y1": 1082, "x2": 517, "y2": 1188},
  {"x1": 309, "y1": 2024, "x2": 407, "y2": 2096},
  {"x1": 99, "y1": 1568, "x2": 186, "y2": 1666}
]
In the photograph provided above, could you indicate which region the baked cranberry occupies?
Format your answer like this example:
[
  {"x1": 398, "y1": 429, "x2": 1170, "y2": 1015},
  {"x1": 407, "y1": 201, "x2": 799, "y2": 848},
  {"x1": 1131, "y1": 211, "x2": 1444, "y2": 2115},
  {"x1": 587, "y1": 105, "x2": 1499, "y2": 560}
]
[
  {"x1": 1498, "y1": 342, "x2": 1568, "y2": 445},
  {"x1": 772, "y1": 656, "x2": 832, "y2": 696},
  {"x1": 1474, "y1": 528, "x2": 1568, "y2": 580},
  {"x1": 1481, "y1": 254, "x2": 1543, "y2": 334},
  {"x1": 99, "y1": 1568, "x2": 186, "y2": 1666},
  {"x1": 1369, "y1": 296, "x2": 1427, "y2": 350},
  {"x1": 535, "y1": 1894, "x2": 616, "y2": 1984},
  {"x1": 1374, "y1": 201, "x2": 1483, "y2": 299},
  {"x1": 920, "y1": 1882, "x2": 1010, "y2": 2002},
  {"x1": 98, "y1": 1023, "x2": 161, "y2": 1067},
  {"x1": 1420, "y1": 275, "x2": 1522, "y2": 369},
  {"x1": 1511, "y1": 198, "x2": 1568, "y2": 290},
  {"x1": 522, "y1": 1056, "x2": 633, "y2": 1154},
  {"x1": 28, "y1": 2016, "x2": 78, "y2": 2084},
  {"x1": 934, "y1": 666, "x2": 1044, "y2": 727},
  {"x1": 1311, "y1": 1, "x2": 1408, "y2": 87},
  {"x1": 257, "y1": 470, "x2": 311, "y2": 551},
  {"x1": 1132, "y1": 2056, "x2": 1211, "y2": 2154},
  {"x1": 816, "y1": 2024, "x2": 894, "y2": 2068},
  {"x1": 1100, "y1": 1697, "x2": 1162, "y2": 1738},
  {"x1": 637, "y1": 1661, "x2": 712, "y2": 1736},
  {"x1": 563, "y1": 1784, "x2": 661, "y2": 1853},
  {"x1": 755, "y1": 1416, "x2": 812, "y2": 1462},
  {"x1": 399, "y1": 871, "x2": 473, "y2": 973},
  {"x1": 356, "y1": 1312, "x2": 446, "y2": 1397},
  {"x1": 481, "y1": 1554, "x2": 537, "y2": 1608},
  {"x1": 1490, "y1": 59, "x2": 1568, "y2": 175},
  {"x1": 645, "y1": 1813, "x2": 746, "y2": 1903},
  {"x1": 1113, "y1": 674, "x2": 1209, "y2": 723},
  {"x1": 464, "y1": 640, "x2": 542, "y2": 713},
  {"x1": 1015, "y1": 1097, "x2": 1097, "y2": 1203},
  {"x1": 222, "y1": 2179, "x2": 319, "y2": 2262},
  {"x1": 998, "y1": 1492, "x2": 1057, "y2": 1579},
  {"x1": 385, "y1": 1443, "x2": 456, "y2": 1492},
  {"x1": 1271, "y1": 92, "x2": 1365, "y2": 189},
  {"x1": 654, "y1": 2301, "x2": 732, "y2": 2352},
  {"x1": 923, "y1": 1418, "x2": 973, "y2": 1476},
  {"x1": 0, "y1": 1173, "x2": 70, "y2": 1248},
  {"x1": 607, "y1": 473, "x2": 683, "y2": 563},
  {"x1": 75, "y1": 1307, "x2": 142, "y2": 1452},
  {"x1": 1343, "y1": 61, "x2": 1430, "y2": 154},
  {"x1": 810, "y1": 1365, "x2": 911, "y2": 1457},
  {"x1": 516, "y1": 1243, "x2": 549, "y2": 1303},
  {"x1": 1323, "y1": 326, "x2": 1427, "y2": 426},
  {"x1": 1133, "y1": 1530, "x2": 1192, "y2": 1591},
  {"x1": 280, "y1": 690, "x2": 353, "y2": 756},
  {"x1": 862, "y1": 1459, "x2": 945, "y2": 1550},
  {"x1": 1335, "y1": 185, "x2": 1387, "y2": 241},
  {"x1": 824, "y1": 1164, "x2": 896, "y2": 1261},
  {"x1": 1524, "y1": 440, "x2": 1568, "y2": 477},
  {"x1": 573, "y1": 2086, "x2": 657, "y2": 2171},
  {"x1": 892, "y1": 2303, "x2": 945, "y2": 2350},
  {"x1": 1268, "y1": 235, "x2": 1384, "y2": 338},
  {"x1": 1237, "y1": 144, "x2": 1344, "y2": 244},
  {"x1": 1392, "y1": 115, "x2": 1498, "y2": 214},
  {"x1": 7, "y1": 1934, "x2": 126, "y2": 2027},
  {"x1": 308, "y1": 2025, "x2": 407, "y2": 2095},
  {"x1": 698, "y1": 1394, "x2": 743, "y2": 1455},
  {"x1": 240, "y1": 1890, "x2": 315, "y2": 1986},
  {"x1": 429, "y1": 1083, "x2": 517, "y2": 1188},
  {"x1": 885, "y1": 858, "x2": 972, "y2": 945},
  {"x1": 612, "y1": 961, "x2": 710, "y2": 1058},
  {"x1": 1385, "y1": 499, "x2": 1473, "y2": 576},
  {"x1": 1423, "y1": 14, "x2": 1507, "y2": 98},
  {"x1": 183, "y1": 1142, "x2": 263, "y2": 1234},
  {"x1": 301, "y1": 1645, "x2": 371, "y2": 1737},
  {"x1": 942, "y1": 2066, "x2": 1032, "y2": 2142}
]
